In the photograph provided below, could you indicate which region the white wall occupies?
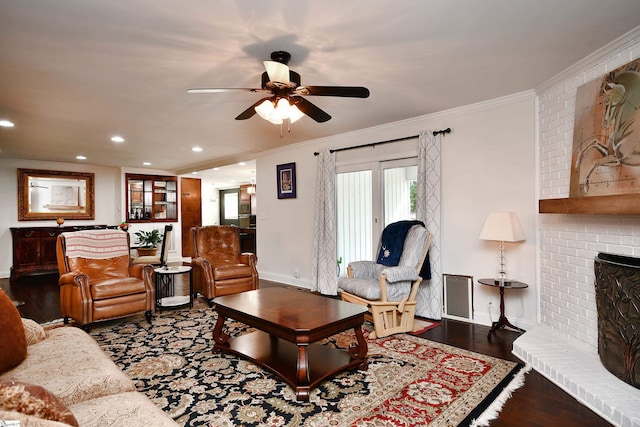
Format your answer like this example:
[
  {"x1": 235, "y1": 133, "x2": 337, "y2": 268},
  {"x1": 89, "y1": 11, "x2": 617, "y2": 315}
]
[
  {"x1": 0, "y1": 158, "x2": 121, "y2": 276},
  {"x1": 537, "y1": 28, "x2": 640, "y2": 349},
  {"x1": 256, "y1": 91, "x2": 537, "y2": 327}
]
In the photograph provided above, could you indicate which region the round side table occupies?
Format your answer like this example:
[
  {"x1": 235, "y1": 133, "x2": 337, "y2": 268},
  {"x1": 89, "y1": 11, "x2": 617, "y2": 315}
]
[
  {"x1": 154, "y1": 265, "x2": 193, "y2": 311},
  {"x1": 478, "y1": 278, "x2": 528, "y2": 341}
]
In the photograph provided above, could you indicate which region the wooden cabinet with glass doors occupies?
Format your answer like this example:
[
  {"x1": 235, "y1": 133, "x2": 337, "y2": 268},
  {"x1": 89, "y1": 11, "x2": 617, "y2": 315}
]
[{"x1": 126, "y1": 174, "x2": 178, "y2": 222}]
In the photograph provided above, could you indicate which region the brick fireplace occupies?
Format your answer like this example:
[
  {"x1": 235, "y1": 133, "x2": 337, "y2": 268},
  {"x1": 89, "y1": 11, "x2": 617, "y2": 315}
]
[
  {"x1": 513, "y1": 215, "x2": 640, "y2": 426},
  {"x1": 515, "y1": 29, "x2": 640, "y2": 427}
]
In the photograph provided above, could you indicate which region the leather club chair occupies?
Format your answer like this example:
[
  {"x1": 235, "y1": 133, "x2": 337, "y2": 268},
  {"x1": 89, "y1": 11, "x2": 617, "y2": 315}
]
[
  {"x1": 57, "y1": 229, "x2": 155, "y2": 330},
  {"x1": 191, "y1": 225, "x2": 258, "y2": 306}
]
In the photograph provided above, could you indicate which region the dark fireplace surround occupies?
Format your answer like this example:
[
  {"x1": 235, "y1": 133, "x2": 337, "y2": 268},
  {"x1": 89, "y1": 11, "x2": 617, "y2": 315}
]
[{"x1": 594, "y1": 252, "x2": 640, "y2": 389}]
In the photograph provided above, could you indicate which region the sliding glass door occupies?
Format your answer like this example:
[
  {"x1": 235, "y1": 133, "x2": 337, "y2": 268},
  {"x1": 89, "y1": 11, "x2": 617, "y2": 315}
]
[
  {"x1": 336, "y1": 158, "x2": 417, "y2": 275},
  {"x1": 383, "y1": 159, "x2": 417, "y2": 226},
  {"x1": 336, "y1": 166, "x2": 374, "y2": 275}
]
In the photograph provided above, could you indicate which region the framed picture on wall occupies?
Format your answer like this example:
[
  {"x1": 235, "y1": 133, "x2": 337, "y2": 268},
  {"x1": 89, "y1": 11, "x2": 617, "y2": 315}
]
[
  {"x1": 570, "y1": 57, "x2": 640, "y2": 197},
  {"x1": 276, "y1": 162, "x2": 296, "y2": 199}
]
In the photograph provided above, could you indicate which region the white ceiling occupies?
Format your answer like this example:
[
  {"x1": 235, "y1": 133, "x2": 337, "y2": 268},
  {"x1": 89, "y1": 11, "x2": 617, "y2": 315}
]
[{"x1": 1, "y1": 1, "x2": 639, "y2": 182}]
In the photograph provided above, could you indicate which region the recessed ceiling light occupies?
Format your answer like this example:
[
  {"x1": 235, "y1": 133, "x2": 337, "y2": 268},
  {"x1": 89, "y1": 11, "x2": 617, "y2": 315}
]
[
  {"x1": 192, "y1": 146, "x2": 203, "y2": 152},
  {"x1": 143, "y1": 162, "x2": 151, "y2": 166},
  {"x1": 191, "y1": 171, "x2": 198, "y2": 175},
  {"x1": 110, "y1": 135, "x2": 125, "y2": 143},
  {"x1": 213, "y1": 167, "x2": 220, "y2": 171},
  {"x1": 76, "y1": 155, "x2": 87, "y2": 160},
  {"x1": 0, "y1": 120, "x2": 15, "y2": 127},
  {"x1": 238, "y1": 162, "x2": 246, "y2": 166}
]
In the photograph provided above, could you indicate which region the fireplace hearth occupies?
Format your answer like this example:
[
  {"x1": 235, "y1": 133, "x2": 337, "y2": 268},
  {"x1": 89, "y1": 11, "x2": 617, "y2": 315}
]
[{"x1": 594, "y1": 252, "x2": 640, "y2": 389}]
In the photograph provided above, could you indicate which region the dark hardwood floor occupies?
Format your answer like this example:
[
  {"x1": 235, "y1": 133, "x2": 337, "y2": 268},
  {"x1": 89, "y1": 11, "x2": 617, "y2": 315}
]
[{"x1": 1, "y1": 274, "x2": 610, "y2": 426}]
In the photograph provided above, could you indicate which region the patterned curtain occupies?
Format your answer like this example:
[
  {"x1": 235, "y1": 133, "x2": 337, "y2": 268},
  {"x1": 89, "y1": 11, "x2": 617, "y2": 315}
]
[
  {"x1": 416, "y1": 130, "x2": 442, "y2": 320},
  {"x1": 311, "y1": 149, "x2": 338, "y2": 295}
]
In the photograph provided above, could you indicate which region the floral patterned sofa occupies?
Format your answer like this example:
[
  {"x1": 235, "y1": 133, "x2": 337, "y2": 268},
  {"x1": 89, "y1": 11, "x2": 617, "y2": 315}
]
[{"x1": 0, "y1": 290, "x2": 177, "y2": 427}]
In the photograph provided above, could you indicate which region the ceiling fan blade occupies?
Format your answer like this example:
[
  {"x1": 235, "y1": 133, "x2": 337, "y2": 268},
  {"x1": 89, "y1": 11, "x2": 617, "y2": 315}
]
[
  {"x1": 187, "y1": 88, "x2": 267, "y2": 94},
  {"x1": 295, "y1": 86, "x2": 370, "y2": 98},
  {"x1": 263, "y1": 61, "x2": 290, "y2": 84},
  {"x1": 235, "y1": 97, "x2": 272, "y2": 120},
  {"x1": 292, "y1": 97, "x2": 331, "y2": 123}
]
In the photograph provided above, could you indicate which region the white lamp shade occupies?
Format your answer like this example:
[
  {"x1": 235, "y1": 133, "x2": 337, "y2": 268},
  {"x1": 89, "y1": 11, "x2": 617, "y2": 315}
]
[
  {"x1": 255, "y1": 99, "x2": 275, "y2": 120},
  {"x1": 288, "y1": 104, "x2": 304, "y2": 123},
  {"x1": 479, "y1": 212, "x2": 525, "y2": 242},
  {"x1": 255, "y1": 98, "x2": 305, "y2": 125}
]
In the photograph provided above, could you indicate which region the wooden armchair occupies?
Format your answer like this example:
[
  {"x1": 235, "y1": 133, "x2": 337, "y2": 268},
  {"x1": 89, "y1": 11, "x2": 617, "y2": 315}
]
[
  {"x1": 56, "y1": 229, "x2": 155, "y2": 330},
  {"x1": 191, "y1": 225, "x2": 258, "y2": 306},
  {"x1": 339, "y1": 221, "x2": 432, "y2": 338}
]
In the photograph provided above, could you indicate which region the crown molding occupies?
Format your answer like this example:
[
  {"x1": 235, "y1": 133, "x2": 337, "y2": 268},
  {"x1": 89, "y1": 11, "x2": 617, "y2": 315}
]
[{"x1": 536, "y1": 25, "x2": 640, "y2": 94}]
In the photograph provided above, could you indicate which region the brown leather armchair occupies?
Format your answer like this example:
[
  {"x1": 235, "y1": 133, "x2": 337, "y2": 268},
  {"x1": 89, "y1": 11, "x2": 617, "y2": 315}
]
[
  {"x1": 191, "y1": 225, "x2": 258, "y2": 306},
  {"x1": 57, "y1": 229, "x2": 155, "y2": 330}
]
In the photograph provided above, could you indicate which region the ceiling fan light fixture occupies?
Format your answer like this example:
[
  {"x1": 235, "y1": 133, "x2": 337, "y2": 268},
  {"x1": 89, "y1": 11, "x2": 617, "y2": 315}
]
[
  {"x1": 189, "y1": 51, "x2": 369, "y2": 126},
  {"x1": 276, "y1": 98, "x2": 304, "y2": 123},
  {"x1": 255, "y1": 98, "x2": 304, "y2": 125},
  {"x1": 255, "y1": 99, "x2": 275, "y2": 119},
  {"x1": 288, "y1": 104, "x2": 304, "y2": 124}
]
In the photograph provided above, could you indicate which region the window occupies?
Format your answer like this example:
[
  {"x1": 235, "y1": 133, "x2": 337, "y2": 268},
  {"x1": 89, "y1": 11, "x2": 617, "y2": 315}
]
[
  {"x1": 219, "y1": 188, "x2": 240, "y2": 226},
  {"x1": 126, "y1": 174, "x2": 178, "y2": 222}
]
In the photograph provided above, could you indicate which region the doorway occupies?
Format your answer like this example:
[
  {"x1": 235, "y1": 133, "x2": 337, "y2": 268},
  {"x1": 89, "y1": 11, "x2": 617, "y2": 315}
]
[{"x1": 180, "y1": 177, "x2": 202, "y2": 257}]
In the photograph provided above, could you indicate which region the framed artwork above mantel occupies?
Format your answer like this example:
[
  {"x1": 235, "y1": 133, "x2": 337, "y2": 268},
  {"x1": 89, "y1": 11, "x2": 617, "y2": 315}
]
[
  {"x1": 570, "y1": 58, "x2": 640, "y2": 198},
  {"x1": 18, "y1": 168, "x2": 95, "y2": 221},
  {"x1": 540, "y1": 58, "x2": 640, "y2": 216}
]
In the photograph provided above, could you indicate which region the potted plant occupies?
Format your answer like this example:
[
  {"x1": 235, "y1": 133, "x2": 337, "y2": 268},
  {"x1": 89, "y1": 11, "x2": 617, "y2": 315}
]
[{"x1": 134, "y1": 228, "x2": 162, "y2": 256}]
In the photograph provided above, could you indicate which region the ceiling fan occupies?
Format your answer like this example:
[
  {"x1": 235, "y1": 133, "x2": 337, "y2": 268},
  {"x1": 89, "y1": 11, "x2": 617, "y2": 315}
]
[{"x1": 187, "y1": 51, "x2": 370, "y2": 124}]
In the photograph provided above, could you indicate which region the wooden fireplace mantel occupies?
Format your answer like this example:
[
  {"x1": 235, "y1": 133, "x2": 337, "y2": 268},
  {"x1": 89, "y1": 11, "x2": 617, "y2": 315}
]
[{"x1": 539, "y1": 194, "x2": 640, "y2": 215}]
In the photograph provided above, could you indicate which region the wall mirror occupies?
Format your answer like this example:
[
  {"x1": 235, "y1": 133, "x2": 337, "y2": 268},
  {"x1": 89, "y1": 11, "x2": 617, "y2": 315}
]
[{"x1": 18, "y1": 169, "x2": 95, "y2": 220}]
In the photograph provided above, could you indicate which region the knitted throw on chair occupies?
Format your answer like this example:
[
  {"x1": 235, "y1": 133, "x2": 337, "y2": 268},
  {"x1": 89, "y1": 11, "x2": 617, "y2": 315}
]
[
  {"x1": 376, "y1": 220, "x2": 431, "y2": 280},
  {"x1": 62, "y1": 229, "x2": 129, "y2": 259}
]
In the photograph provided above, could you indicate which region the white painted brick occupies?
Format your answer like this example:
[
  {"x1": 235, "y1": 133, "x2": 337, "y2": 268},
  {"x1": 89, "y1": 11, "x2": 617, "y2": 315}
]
[{"x1": 536, "y1": 35, "x2": 640, "y2": 426}]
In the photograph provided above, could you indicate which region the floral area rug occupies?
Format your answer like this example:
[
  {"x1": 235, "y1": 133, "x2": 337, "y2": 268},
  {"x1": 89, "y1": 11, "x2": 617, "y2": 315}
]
[
  {"x1": 89, "y1": 301, "x2": 527, "y2": 426},
  {"x1": 410, "y1": 318, "x2": 440, "y2": 335}
]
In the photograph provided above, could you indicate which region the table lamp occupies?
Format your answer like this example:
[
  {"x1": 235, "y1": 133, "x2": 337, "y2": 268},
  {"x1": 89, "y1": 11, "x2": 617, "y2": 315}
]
[{"x1": 479, "y1": 211, "x2": 525, "y2": 282}]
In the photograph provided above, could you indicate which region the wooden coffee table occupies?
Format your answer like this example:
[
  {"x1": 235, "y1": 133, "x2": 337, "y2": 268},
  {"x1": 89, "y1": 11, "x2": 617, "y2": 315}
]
[{"x1": 212, "y1": 287, "x2": 368, "y2": 401}]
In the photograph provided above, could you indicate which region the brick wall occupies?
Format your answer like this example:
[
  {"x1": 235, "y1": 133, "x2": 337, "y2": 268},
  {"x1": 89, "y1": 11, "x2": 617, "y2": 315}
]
[{"x1": 537, "y1": 32, "x2": 640, "y2": 350}]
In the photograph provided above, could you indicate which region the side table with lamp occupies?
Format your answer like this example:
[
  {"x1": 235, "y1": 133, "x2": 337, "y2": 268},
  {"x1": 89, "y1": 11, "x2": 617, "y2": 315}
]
[
  {"x1": 478, "y1": 278, "x2": 528, "y2": 340},
  {"x1": 478, "y1": 211, "x2": 527, "y2": 341}
]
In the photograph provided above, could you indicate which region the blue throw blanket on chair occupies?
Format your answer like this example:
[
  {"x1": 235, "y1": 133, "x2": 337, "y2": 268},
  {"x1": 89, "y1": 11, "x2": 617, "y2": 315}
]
[{"x1": 376, "y1": 220, "x2": 431, "y2": 280}]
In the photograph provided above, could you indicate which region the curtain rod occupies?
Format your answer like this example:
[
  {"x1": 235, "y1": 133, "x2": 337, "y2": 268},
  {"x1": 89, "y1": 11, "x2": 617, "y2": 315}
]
[{"x1": 313, "y1": 128, "x2": 451, "y2": 156}]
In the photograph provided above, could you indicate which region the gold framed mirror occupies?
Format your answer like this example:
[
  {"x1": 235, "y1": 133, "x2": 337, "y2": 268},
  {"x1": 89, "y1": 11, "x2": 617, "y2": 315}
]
[{"x1": 18, "y1": 169, "x2": 95, "y2": 221}]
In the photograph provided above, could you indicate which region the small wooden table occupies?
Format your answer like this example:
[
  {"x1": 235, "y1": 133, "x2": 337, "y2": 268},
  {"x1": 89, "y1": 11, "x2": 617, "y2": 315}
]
[
  {"x1": 212, "y1": 287, "x2": 368, "y2": 401},
  {"x1": 478, "y1": 278, "x2": 528, "y2": 341}
]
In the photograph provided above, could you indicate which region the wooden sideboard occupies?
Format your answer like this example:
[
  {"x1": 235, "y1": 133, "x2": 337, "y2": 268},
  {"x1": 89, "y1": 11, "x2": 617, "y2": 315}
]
[{"x1": 10, "y1": 225, "x2": 107, "y2": 281}]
